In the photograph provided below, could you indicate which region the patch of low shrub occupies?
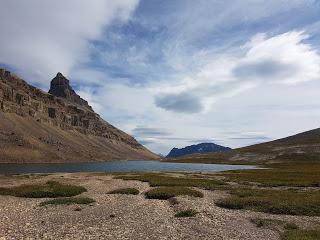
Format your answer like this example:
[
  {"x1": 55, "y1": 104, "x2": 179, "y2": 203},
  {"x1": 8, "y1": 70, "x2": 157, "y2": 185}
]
[
  {"x1": 284, "y1": 223, "x2": 299, "y2": 230},
  {"x1": 0, "y1": 181, "x2": 86, "y2": 198},
  {"x1": 223, "y1": 161, "x2": 320, "y2": 187},
  {"x1": 175, "y1": 209, "x2": 198, "y2": 218},
  {"x1": 216, "y1": 189, "x2": 320, "y2": 216},
  {"x1": 108, "y1": 188, "x2": 139, "y2": 195},
  {"x1": 41, "y1": 197, "x2": 95, "y2": 206},
  {"x1": 281, "y1": 229, "x2": 320, "y2": 240},
  {"x1": 115, "y1": 173, "x2": 225, "y2": 190},
  {"x1": 145, "y1": 187, "x2": 203, "y2": 200}
]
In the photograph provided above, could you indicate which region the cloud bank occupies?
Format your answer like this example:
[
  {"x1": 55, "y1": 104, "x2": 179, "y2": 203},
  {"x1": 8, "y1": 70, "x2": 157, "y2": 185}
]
[{"x1": 0, "y1": 0, "x2": 139, "y2": 87}]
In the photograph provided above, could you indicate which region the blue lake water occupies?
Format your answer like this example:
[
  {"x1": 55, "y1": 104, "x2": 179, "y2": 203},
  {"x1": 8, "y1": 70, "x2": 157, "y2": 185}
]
[{"x1": 0, "y1": 160, "x2": 257, "y2": 174}]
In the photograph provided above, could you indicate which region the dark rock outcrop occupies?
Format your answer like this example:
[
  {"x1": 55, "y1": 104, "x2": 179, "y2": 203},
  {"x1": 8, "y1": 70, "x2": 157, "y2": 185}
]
[
  {"x1": 0, "y1": 69, "x2": 158, "y2": 163},
  {"x1": 48, "y1": 72, "x2": 90, "y2": 108},
  {"x1": 166, "y1": 142, "x2": 231, "y2": 158}
]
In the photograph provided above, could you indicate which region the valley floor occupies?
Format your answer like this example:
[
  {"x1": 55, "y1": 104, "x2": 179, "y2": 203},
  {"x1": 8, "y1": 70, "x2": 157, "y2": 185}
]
[{"x1": 0, "y1": 172, "x2": 319, "y2": 240}]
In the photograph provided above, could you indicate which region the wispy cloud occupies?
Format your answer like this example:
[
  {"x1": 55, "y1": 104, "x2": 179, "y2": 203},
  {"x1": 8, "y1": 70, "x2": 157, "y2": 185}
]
[{"x1": 132, "y1": 127, "x2": 171, "y2": 137}]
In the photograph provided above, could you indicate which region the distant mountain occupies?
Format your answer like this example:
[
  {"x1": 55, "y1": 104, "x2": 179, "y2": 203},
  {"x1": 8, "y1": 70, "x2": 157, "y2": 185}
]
[
  {"x1": 169, "y1": 128, "x2": 320, "y2": 164},
  {"x1": 166, "y1": 143, "x2": 231, "y2": 158},
  {"x1": 0, "y1": 69, "x2": 158, "y2": 163}
]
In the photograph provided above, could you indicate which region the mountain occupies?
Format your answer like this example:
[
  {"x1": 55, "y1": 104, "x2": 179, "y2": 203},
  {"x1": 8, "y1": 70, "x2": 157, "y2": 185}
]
[
  {"x1": 171, "y1": 128, "x2": 320, "y2": 164},
  {"x1": 0, "y1": 69, "x2": 158, "y2": 163},
  {"x1": 166, "y1": 142, "x2": 231, "y2": 158}
]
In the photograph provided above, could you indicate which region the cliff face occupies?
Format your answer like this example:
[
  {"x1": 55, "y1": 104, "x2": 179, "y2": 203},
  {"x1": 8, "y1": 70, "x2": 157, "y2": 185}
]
[
  {"x1": 48, "y1": 72, "x2": 90, "y2": 107},
  {"x1": 0, "y1": 69, "x2": 158, "y2": 163}
]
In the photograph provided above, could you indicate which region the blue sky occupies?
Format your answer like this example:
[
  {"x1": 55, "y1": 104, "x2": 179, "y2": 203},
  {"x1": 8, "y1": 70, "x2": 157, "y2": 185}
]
[{"x1": 1, "y1": 0, "x2": 320, "y2": 154}]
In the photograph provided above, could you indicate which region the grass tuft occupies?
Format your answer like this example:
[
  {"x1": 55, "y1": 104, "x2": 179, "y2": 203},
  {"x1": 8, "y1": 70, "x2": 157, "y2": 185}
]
[
  {"x1": 108, "y1": 188, "x2": 139, "y2": 195},
  {"x1": 41, "y1": 197, "x2": 95, "y2": 206},
  {"x1": 250, "y1": 218, "x2": 284, "y2": 228},
  {"x1": 0, "y1": 181, "x2": 86, "y2": 198},
  {"x1": 145, "y1": 187, "x2": 203, "y2": 200},
  {"x1": 250, "y1": 218, "x2": 266, "y2": 228},
  {"x1": 281, "y1": 229, "x2": 320, "y2": 240},
  {"x1": 175, "y1": 209, "x2": 198, "y2": 218},
  {"x1": 284, "y1": 223, "x2": 299, "y2": 230},
  {"x1": 216, "y1": 188, "x2": 320, "y2": 216}
]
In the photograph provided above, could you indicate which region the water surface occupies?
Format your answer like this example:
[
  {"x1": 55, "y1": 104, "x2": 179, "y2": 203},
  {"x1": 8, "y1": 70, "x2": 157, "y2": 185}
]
[{"x1": 0, "y1": 160, "x2": 257, "y2": 174}]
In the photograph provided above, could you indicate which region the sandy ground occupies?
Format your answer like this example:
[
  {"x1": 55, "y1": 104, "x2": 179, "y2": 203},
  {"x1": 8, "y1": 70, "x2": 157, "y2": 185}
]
[{"x1": 0, "y1": 173, "x2": 319, "y2": 240}]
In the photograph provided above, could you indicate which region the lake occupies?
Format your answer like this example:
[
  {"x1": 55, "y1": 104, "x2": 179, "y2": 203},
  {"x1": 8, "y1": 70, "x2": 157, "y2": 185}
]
[{"x1": 0, "y1": 160, "x2": 257, "y2": 174}]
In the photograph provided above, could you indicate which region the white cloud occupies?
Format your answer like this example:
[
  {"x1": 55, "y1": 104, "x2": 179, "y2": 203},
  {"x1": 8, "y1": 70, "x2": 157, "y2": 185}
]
[
  {"x1": 237, "y1": 31, "x2": 320, "y2": 84},
  {"x1": 0, "y1": 0, "x2": 139, "y2": 87},
  {"x1": 155, "y1": 31, "x2": 320, "y2": 113},
  {"x1": 80, "y1": 31, "x2": 320, "y2": 154}
]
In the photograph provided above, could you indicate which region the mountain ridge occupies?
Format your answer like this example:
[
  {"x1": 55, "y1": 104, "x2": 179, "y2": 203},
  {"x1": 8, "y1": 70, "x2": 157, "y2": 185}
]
[
  {"x1": 166, "y1": 142, "x2": 231, "y2": 158},
  {"x1": 169, "y1": 128, "x2": 320, "y2": 164},
  {"x1": 0, "y1": 69, "x2": 158, "y2": 163}
]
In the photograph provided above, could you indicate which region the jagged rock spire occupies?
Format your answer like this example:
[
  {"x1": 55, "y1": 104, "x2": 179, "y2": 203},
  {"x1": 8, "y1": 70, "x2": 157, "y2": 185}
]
[
  {"x1": 49, "y1": 72, "x2": 73, "y2": 98},
  {"x1": 48, "y1": 72, "x2": 91, "y2": 108}
]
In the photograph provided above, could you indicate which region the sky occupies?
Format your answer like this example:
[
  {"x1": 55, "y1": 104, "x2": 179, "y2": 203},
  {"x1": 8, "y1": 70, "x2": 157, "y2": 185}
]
[{"x1": 1, "y1": 0, "x2": 320, "y2": 155}]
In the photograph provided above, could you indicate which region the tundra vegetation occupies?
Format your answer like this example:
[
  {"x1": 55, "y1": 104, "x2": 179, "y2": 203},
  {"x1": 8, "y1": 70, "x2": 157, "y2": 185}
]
[
  {"x1": 108, "y1": 188, "x2": 139, "y2": 195},
  {"x1": 0, "y1": 181, "x2": 86, "y2": 198},
  {"x1": 41, "y1": 197, "x2": 95, "y2": 206},
  {"x1": 145, "y1": 186, "x2": 203, "y2": 199},
  {"x1": 115, "y1": 173, "x2": 225, "y2": 190},
  {"x1": 174, "y1": 209, "x2": 198, "y2": 218}
]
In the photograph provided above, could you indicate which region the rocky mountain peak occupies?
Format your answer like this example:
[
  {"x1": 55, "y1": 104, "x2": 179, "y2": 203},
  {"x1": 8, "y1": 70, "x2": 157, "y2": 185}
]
[
  {"x1": 49, "y1": 72, "x2": 73, "y2": 98},
  {"x1": 48, "y1": 72, "x2": 90, "y2": 108}
]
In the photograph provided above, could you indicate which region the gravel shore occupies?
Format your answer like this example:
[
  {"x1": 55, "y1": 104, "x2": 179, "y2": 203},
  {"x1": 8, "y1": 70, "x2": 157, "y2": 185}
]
[{"x1": 0, "y1": 173, "x2": 319, "y2": 240}]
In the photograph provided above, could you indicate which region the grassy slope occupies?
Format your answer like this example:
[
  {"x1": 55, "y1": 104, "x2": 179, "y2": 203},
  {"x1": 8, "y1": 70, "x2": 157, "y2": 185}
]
[{"x1": 168, "y1": 128, "x2": 320, "y2": 165}]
